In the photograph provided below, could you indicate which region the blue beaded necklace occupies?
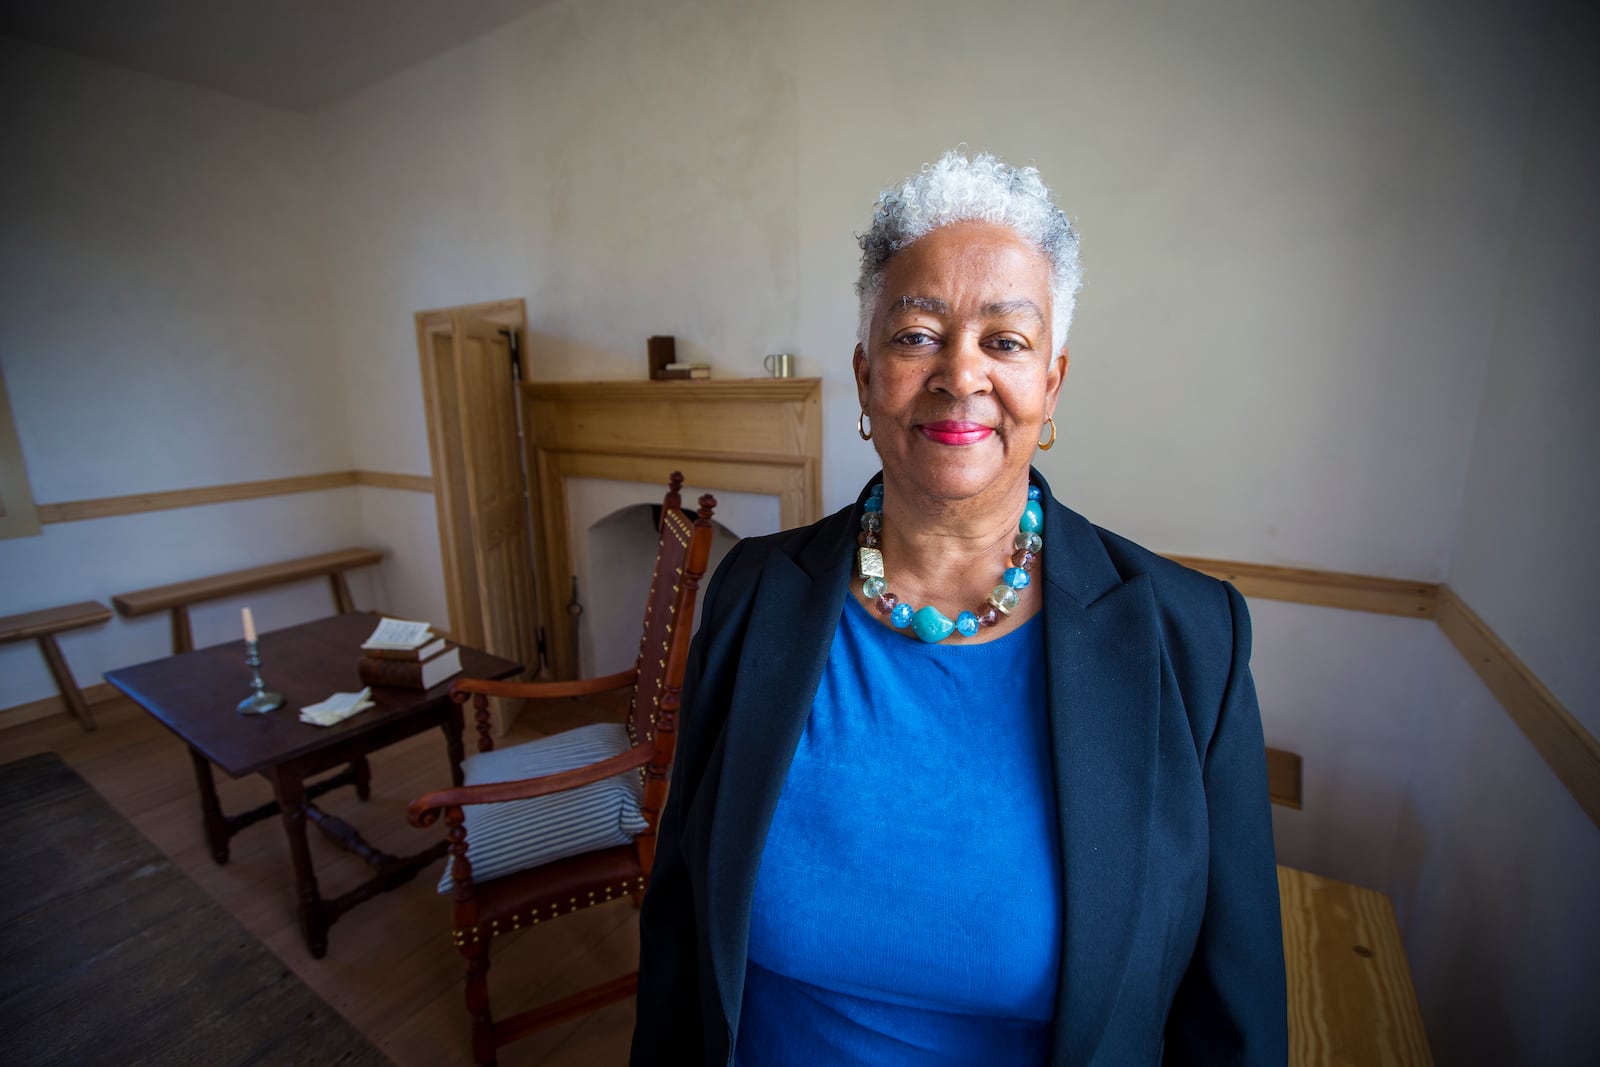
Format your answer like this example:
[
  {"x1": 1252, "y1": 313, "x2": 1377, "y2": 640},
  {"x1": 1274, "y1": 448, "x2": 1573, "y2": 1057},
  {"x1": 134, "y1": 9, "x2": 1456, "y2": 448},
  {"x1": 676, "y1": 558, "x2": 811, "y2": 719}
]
[{"x1": 857, "y1": 483, "x2": 1044, "y2": 644}]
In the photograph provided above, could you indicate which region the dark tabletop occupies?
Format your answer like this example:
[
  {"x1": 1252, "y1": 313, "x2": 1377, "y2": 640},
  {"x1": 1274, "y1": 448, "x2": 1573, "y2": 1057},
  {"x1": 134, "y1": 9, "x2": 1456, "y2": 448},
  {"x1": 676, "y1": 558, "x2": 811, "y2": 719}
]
[{"x1": 104, "y1": 612, "x2": 522, "y2": 778}]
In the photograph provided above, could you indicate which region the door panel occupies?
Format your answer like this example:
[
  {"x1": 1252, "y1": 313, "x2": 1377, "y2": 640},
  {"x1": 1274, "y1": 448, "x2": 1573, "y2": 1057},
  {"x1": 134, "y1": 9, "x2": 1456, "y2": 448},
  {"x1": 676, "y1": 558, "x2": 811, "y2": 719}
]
[
  {"x1": 415, "y1": 299, "x2": 539, "y2": 733},
  {"x1": 451, "y1": 313, "x2": 539, "y2": 687}
]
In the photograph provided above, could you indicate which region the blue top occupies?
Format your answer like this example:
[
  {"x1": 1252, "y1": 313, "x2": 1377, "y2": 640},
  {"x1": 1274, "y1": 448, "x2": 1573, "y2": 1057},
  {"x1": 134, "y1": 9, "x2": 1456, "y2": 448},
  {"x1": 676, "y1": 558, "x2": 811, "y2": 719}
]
[{"x1": 735, "y1": 596, "x2": 1062, "y2": 1066}]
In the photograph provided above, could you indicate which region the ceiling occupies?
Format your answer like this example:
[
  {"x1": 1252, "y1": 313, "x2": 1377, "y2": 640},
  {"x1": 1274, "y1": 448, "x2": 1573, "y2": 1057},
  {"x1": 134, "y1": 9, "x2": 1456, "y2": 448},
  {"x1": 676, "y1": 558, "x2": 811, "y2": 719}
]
[{"x1": 0, "y1": 0, "x2": 561, "y2": 111}]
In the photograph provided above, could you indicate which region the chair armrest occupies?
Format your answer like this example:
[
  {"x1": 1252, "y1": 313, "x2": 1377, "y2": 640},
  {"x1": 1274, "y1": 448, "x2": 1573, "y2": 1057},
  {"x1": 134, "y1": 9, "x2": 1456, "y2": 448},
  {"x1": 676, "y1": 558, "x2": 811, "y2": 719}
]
[
  {"x1": 451, "y1": 668, "x2": 636, "y2": 702},
  {"x1": 407, "y1": 741, "x2": 655, "y2": 828}
]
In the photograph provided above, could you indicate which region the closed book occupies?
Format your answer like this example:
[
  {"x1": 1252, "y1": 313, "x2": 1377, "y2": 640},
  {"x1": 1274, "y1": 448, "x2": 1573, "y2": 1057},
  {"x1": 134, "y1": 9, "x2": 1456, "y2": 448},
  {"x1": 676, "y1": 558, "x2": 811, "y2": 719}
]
[
  {"x1": 357, "y1": 646, "x2": 462, "y2": 690},
  {"x1": 362, "y1": 637, "x2": 447, "y2": 662}
]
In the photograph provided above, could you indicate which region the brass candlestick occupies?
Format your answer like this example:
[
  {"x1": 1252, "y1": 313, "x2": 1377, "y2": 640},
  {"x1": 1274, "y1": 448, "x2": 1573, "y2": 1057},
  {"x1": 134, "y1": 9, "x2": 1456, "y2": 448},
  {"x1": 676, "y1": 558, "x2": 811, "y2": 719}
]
[{"x1": 236, "y1": 639, "x2": 284, "y2": 714}]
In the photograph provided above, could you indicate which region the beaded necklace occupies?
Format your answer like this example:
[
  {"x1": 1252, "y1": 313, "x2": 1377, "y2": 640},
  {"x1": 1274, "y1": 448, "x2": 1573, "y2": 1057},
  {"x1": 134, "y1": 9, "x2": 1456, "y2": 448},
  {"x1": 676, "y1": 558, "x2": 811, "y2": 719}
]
[{"x1": 857, "y1": 482, "x2": 1044, "y2": 644}]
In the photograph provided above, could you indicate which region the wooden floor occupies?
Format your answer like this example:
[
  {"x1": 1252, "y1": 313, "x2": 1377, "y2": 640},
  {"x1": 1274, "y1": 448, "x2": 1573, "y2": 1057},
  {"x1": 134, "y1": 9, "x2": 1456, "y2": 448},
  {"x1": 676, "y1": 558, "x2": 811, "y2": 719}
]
[{"x1": 0, "y1": 696, "x2": 641, "y2": 1067}]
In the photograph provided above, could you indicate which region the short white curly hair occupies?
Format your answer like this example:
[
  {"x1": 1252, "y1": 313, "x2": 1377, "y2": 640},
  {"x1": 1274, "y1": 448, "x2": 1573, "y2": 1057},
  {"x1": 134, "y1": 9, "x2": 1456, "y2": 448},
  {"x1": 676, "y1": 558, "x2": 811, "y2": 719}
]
[{"x1": 856, "y1": 149, "x2": 1083, "y2": 353}]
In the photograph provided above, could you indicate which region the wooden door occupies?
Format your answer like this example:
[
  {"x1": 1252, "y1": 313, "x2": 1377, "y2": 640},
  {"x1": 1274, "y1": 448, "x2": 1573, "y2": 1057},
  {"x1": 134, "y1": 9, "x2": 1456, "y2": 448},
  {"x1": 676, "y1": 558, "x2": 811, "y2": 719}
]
[{"x1": 417, "y1": 300, "x2": 541, "y2": 731}]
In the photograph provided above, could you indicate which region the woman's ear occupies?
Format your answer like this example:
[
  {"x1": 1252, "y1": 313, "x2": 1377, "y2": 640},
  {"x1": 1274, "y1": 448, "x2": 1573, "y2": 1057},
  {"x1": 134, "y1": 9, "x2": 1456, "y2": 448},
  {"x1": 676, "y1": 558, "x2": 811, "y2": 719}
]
[
  {"x1": 1044, "y1": 346, "x2": 1068, "y2": 407},
  {"x1": 853, "y1": 344, "x2": 871, "y2": 410}
]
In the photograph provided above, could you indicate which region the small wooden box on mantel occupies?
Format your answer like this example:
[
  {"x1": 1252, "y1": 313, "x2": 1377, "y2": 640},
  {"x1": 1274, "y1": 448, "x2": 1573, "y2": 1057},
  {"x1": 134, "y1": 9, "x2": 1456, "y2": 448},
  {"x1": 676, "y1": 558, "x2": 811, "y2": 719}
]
[{"x1": 647, "y1": 335, "x2": 676, "y2": 380}]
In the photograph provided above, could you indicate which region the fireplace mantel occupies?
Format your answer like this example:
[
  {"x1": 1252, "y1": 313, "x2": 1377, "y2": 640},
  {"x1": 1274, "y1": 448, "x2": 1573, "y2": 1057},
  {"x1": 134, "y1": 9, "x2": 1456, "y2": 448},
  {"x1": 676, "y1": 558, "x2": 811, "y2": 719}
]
[{"x1": 519, "y1": 377, "x2": 822, "y2": 677}]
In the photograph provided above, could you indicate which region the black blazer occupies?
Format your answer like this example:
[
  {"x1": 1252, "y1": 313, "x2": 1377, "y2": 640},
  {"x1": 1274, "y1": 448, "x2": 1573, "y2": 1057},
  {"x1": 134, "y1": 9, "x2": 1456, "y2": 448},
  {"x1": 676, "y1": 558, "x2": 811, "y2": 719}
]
[{"x1": 632, "y1": 471, "x2": 1287, "y2": 1065}]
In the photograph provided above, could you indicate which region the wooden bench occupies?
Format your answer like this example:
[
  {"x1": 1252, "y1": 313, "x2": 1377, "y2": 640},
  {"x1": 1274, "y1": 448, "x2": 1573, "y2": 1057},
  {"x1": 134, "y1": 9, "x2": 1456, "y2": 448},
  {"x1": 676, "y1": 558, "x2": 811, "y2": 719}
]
[
  {"x1": 0, "y1": 601, "x2": 113, "y2": 731},
  {"x1": 1278, "y1": 865, "x2": 1432, "y2": 1063},
  {"x1": 112, "y1": 548, "x2": 384, "y2": 654},
  {"x1": 1267, "y1": 746, "x2": 1303, "y2": 809}
]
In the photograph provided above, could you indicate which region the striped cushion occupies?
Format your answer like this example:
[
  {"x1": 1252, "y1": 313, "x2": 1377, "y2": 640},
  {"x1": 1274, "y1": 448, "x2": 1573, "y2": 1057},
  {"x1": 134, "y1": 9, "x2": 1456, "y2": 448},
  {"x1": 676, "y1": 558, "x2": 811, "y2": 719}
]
[{"x1": 437, "y1": 722, "x2": 647, "y2": 893}]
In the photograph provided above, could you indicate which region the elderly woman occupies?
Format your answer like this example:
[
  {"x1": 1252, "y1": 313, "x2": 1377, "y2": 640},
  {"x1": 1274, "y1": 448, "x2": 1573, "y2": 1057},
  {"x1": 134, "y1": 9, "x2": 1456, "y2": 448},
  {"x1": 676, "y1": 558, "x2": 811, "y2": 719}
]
[{"x1": 632, "y1": 151, "x2": 1286, "y2": 1065}]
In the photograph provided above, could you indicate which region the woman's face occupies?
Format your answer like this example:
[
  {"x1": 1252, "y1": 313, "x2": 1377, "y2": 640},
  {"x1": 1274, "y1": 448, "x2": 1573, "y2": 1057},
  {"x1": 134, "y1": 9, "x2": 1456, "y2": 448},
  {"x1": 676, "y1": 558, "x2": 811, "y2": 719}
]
[{"x1": 854, "y1": 220, "x2": 1067, "y2": 509}]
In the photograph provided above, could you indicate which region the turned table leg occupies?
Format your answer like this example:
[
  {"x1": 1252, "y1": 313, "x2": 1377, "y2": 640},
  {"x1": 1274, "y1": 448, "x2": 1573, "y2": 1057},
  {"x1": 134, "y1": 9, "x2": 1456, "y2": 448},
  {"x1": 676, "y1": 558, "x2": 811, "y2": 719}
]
[
  {"x1": 188, "y1": 746, "x2": 231, "y2": 863},
  {"x1": 272, "y1": 769, "x2": 329, "y2": 958},
  {"x1": 350, "y1": 754, "x2": 372, "y2": 800}
]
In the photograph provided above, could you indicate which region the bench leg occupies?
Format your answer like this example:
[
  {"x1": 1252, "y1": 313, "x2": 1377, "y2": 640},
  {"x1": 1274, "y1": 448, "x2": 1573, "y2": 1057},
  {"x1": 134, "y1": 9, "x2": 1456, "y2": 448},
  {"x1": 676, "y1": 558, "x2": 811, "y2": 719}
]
[
  {"x1": 329, "y1": 571, "x2": 356, "y2": 614},
  {"x1": 171, "y1": 606, "x2": 193, "y2": 654},
  {"x1": 37, "y1": 634, "x2": 96, "y2": 731}
]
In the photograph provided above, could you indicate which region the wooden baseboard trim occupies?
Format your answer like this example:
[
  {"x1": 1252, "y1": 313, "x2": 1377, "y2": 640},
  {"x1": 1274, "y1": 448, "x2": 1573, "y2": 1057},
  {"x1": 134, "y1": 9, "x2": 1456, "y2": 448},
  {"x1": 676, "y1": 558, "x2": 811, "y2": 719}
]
[
  {"x1": 1166, "y1": 555, "x2": 1439, "y2": 619},
  {"x1": 0, "y1": 681, "x2": 120, "y2": 730},
  {"x1": 1435, "y1": 587, "x2": 1600, "y2": 830}
]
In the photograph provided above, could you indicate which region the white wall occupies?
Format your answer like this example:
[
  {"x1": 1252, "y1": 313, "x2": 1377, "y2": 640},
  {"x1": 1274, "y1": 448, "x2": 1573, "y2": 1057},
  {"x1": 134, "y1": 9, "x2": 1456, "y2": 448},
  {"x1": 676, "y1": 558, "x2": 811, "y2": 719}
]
[
  {"x1": 1389, "y1": 641, "x2": 1600, "y2": 1066},
  {"x1": 0, "y1": 37, "x2": 364, "y2": 707},
  {"x1": 1447, "y1": 0, "x2": 1600, "y2": 738},
  {"x1": 1387, "y1": 2, "x2": 1600, "y2": 1060},
  {"x1": 1254, "y1": 601, "x2": 1439, "y2": 892},
  {"x1": 320, "y1": 0, "x2": 1545, "y2": 581}
]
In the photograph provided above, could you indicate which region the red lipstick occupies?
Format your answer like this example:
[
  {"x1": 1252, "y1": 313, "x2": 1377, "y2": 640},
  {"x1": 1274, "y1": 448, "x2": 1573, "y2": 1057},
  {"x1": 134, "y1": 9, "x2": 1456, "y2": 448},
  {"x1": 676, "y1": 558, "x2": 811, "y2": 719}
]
[{"x1": 919, "y1": 420, "x2": 993, "y2": 446}]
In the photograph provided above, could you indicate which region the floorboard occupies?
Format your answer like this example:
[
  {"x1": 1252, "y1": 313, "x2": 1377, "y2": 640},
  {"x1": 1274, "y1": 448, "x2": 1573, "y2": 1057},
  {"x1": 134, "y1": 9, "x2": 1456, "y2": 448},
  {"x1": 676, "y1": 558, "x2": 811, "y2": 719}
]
[{"x1": 0, "y1": 697, "x2": 642, "y2": 1066}]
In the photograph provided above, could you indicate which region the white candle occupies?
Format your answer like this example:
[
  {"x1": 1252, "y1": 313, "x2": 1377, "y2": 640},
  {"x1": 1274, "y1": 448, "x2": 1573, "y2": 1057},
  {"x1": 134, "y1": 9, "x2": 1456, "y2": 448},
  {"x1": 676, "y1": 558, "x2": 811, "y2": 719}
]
[{"x1": 242, "y1": 607, "x2": 257, "y2": 643}]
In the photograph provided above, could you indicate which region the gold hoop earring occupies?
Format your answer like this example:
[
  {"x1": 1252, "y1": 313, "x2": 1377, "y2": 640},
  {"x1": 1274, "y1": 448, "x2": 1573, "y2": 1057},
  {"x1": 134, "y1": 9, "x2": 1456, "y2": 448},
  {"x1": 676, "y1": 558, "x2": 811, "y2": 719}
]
[
  {"x1": 1037, "y1": 416, "x2": 1057, "y2": 451},
  {"x1": 858, "y1": 410, "x2": 873, "y2": 441}
]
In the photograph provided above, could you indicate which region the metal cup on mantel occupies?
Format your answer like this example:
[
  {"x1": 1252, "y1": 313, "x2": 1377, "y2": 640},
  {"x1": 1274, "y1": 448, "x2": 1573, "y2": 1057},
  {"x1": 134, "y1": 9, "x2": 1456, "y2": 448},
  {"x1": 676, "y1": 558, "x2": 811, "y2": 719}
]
[{"x1": 763, "y1": 353, "x2": 795, "y2": 378}]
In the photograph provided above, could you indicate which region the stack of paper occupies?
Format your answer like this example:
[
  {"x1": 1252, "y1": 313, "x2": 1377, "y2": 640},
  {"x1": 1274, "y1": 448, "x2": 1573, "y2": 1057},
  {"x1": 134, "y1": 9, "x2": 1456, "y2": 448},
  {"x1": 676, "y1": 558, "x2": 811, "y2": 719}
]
[{"x1": 299, "y1": 687, "x2": 375, "y2": 727}]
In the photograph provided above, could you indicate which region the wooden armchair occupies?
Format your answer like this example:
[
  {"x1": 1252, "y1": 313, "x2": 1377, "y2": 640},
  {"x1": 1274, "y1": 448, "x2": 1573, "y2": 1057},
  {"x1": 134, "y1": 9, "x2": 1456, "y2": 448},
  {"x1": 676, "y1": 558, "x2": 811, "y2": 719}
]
[{"x1": 409, "y1": 474, "x2": 715, "y2": 1066}]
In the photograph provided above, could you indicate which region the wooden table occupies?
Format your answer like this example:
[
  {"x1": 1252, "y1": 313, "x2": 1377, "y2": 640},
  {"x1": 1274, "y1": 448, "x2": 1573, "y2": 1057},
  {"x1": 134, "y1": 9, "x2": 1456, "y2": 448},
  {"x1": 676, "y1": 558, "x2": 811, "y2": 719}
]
[
  {"x1": 1279, "y1": 865, "x2": 1434, "y2": 1065},
  {"x1": 105, "y1": 612, "x2": 521, "y2": 958}
]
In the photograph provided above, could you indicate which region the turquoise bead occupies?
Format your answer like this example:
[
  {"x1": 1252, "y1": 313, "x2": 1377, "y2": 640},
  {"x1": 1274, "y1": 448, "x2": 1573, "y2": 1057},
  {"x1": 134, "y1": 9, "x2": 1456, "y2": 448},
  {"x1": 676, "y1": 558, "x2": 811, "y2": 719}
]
[
  {"x1": 1019, "y1": 500, "x2": 1043, "y2": 533},
  {"x1": 890, "y1": 602, "x2": 914, "y2": 628},
  {"x1": 870, "y1": 483, "x2": 884, "y2": 497},
  {"x1": 1028, "y1": 485, "x2": 1042, "y2": 501},
  {"x1": 863, "y1": 495, "x2": 882, "y2": 512},
  {"x1": 910, "y1": 605, "x2": 956, "y2": 643},
  {"x1": 955, "y1": 611, "x2": 980, "y2": 637},
  {"x1": 1003, "y1": 567, "x2": 1030, "y2": 590}
]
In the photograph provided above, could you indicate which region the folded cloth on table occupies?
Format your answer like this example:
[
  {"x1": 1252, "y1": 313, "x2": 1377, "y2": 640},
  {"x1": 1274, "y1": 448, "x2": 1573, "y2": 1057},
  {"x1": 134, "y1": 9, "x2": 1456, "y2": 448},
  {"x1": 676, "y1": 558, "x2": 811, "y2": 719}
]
[{"x1": 299, "y1": 687, "x2": 375, "y2": 727}]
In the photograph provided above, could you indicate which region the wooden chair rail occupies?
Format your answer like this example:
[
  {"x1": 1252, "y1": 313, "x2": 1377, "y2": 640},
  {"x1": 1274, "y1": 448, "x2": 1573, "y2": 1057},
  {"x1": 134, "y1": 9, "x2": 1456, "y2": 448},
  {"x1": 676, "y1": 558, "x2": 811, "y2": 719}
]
[
  {"x1": 0, "y1": 601, "x2": 112, "y2": 732},
  {"x1": 111, "y1": 547, "x2": 383, "y2": 653}
]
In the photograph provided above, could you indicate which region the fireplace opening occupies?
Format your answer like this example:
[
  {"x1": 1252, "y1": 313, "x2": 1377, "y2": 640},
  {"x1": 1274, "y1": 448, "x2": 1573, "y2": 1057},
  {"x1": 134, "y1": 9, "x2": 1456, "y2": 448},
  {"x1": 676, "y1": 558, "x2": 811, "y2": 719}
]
[{"x1": 576, "y1": 502, "x2": 739, "y2": 677}]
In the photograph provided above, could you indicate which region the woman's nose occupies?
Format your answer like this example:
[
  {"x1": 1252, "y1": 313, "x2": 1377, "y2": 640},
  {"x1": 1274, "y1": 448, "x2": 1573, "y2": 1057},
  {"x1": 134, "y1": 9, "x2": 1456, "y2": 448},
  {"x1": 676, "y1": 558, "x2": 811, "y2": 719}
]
[{"x1": 932, "y1": 332, "x2": 990, "y2": 397}]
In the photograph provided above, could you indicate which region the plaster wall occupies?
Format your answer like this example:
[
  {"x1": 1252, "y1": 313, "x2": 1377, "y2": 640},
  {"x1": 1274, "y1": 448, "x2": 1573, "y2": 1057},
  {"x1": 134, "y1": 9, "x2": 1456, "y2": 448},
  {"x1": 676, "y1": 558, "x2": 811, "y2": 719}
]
[
  {"x1": 1388, "y1": 634, "x2": 1600, "y2": 1066},
  {"x1": 1385, "y1": 3, "x2": 1600, "y2": 1059},
  {"x1": 0, "y1": 38, "x2": 365, "y2": 707},
  {"x1": 1447, "y1": 0, "x2": 1600, "y2": 737}
]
